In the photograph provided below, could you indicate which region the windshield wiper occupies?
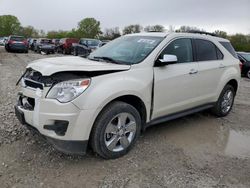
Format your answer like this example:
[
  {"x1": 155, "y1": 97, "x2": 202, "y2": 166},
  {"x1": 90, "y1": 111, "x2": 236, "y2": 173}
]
[{"x1": 93, "y1": 56, "x2": 124, "y2": 64}]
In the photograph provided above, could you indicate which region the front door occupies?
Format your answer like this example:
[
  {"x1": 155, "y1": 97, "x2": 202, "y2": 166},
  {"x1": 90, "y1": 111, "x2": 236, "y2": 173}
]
[{"x1": 152, "y1": 38, "x2": 200, "y2": 119}]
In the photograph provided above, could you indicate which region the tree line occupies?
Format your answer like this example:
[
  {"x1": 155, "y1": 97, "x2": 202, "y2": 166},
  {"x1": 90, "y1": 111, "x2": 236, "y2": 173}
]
[{"x1": 0, "y1": 15, "x2": 249, "y2": 52}]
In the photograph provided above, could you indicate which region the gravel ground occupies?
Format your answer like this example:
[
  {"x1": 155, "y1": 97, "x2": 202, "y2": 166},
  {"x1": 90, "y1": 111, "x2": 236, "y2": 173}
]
[{"x1": 0, "y1": 46, "x2": 250, "y2": 188}]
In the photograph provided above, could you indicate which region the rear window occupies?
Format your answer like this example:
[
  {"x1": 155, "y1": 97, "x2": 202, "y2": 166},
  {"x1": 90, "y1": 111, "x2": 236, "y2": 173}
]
[
  {"x1": 219, "y1": 41, "x2": 238, "y2": 58},
  {"x1": 10, "y1": 36, "x2": 25, "y2": 41},
  {"x1": 87, "y1": 40, "x2": 100, "y2": 47},
  {"x1": 195, "y1": 39, "x2": 218, "y2": 61}
]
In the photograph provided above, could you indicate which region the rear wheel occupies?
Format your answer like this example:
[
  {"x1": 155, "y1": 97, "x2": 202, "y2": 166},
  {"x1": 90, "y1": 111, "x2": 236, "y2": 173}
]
[
  {"x1": 91, "y1": 101, "x2": 141, "y2": 159},
  {"x1": 211, "y1": 85, "x2": 235, "y2": 117}
]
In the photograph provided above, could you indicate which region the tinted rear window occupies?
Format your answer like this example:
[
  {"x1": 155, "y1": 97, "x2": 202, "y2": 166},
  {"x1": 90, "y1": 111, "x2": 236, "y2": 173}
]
[
  {"x1": 87, "y1": 40, "x2": 100, "y2": 47},
  {"x1": 219, "y1": 41, "x2": 238, "y2": 58},
  {"x1": 10, "y1": 36, "x2": 25, "y2": 41},
  {"x1": 195, "y1": 39, "x2": 217, "y2": 61}
]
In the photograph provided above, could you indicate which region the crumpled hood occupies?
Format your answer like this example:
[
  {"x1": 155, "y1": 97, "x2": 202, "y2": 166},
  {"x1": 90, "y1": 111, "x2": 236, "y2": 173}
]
[{"x1": 27, "y1": 56, "x2": 131, "y2": 76}]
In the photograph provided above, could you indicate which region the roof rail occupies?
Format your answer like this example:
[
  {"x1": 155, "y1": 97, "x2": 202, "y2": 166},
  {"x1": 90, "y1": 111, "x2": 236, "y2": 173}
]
[{"x1": 187, "y1": 30, "x2": 217, "y2": 37}]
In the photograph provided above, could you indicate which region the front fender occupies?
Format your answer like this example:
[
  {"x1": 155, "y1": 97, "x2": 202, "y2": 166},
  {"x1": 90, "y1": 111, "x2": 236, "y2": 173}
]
[{"x1": 72, "y1": 67, "x2": 153, "y2": 119}]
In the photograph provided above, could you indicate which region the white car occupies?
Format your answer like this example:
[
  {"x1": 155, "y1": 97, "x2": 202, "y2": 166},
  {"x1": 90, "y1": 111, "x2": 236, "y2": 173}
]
[
  {"x1": 0, "y1": 37, "x2": 6, "y2": 46},
  {"x1": 15, "y1": 32, "x2": 240, "y2": 159}
]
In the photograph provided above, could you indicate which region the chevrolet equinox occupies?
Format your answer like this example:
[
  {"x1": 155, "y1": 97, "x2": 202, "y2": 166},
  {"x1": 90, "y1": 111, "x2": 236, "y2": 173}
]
[{"x1": 15, "y1": 32, "x2": 241, "y2": 159}]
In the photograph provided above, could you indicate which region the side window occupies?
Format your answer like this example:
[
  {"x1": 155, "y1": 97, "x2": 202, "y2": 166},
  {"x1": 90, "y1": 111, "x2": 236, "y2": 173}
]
[
  {"x1": 159, "y1": 38, "x2": 193, "y2": 63},
  {"x1": 195, "y1": 39, "x2": 218, "y2": 61}
]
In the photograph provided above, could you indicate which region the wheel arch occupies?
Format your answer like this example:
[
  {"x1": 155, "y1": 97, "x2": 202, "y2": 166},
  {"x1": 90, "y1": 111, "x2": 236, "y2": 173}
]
[
  {"x1": 226, "y1": 79, "x2": 238, "y2": 93},
  {"x1": 95, "y1": 94, "x2": 147, "y2": 130}
]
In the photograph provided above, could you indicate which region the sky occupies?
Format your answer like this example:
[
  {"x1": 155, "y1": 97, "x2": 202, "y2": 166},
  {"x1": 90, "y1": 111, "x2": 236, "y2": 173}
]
[{"x1": 0, "y1": 0, "x2": 249, "y2": 35}]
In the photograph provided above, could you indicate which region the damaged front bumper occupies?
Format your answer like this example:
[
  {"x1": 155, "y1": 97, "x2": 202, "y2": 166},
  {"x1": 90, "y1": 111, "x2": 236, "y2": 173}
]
[{"x1": 14, "y1": 87, "x2": 91, "y2": 155}]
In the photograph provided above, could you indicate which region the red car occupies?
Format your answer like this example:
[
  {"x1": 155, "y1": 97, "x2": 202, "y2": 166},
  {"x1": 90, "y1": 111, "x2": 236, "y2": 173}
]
[{"x1": 57, "y1": 38, "x2": 78, "y2": 54}]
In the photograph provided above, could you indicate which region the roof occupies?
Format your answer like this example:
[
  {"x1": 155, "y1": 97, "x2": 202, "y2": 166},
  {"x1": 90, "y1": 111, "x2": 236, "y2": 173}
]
[
  {"x1": 127, "y1": 32, "x2": 229, "y2": 42},
  {"x1": 127, "y1": 32, "x2": 168, "y2": 37}
]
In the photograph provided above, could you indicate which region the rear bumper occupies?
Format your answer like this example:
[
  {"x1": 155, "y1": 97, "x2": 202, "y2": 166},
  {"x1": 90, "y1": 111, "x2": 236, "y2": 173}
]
[{"x1": 15, "y1": 105, "x2": 88, "y2": 155}]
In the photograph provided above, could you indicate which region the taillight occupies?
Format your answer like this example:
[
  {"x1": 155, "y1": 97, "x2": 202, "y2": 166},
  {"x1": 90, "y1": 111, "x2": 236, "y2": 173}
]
[{"x1": 239, "y1": 61, "x2": 243, "y2": 71}]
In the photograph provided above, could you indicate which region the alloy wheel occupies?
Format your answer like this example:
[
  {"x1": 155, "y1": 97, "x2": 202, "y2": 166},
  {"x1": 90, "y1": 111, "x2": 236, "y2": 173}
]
[
  {"x1": 104, "y1": 112, "x2": 137, "y2": 152},
  {"x1": 221, "y1": 90, "x2": 234, "y2": 114}
]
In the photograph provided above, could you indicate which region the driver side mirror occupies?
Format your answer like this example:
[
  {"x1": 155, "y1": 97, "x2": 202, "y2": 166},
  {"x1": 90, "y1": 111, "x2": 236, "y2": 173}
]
[{"x1": 155, "y1": 54, "x2": 178, "y2": 66}]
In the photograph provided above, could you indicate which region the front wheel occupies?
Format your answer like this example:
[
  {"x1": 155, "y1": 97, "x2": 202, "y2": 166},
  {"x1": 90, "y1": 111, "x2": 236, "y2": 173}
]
[
  {"x1": 211, "y1": 85, "x2": 235, "y2": 117},
  {"x1": 90, "y1": 101, "x2": 141, "y2": 159}
]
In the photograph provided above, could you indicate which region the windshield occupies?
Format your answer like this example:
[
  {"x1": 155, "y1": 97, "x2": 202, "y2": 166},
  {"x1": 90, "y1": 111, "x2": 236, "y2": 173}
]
[
  {"x1": 240, "y1": 53, "x2": 250, "y2": 61},
  {"x1": 89, "y1": 36, "x2": 163, "y2": 64}
]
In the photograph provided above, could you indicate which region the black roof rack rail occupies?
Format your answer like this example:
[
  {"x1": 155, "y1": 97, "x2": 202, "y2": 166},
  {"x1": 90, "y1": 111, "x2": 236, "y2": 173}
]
[{"x1": 187, "y1": 30, "x2": 217, "y2": 37}]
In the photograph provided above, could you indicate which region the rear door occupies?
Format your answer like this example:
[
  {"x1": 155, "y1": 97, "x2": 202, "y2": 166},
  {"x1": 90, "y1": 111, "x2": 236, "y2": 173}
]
[
  {"x1": 194, "y1": 39, "x2": 224, "y2": 103},
  {"x1": 152, "y1": 38, "x2": 200, "y2": 119}
]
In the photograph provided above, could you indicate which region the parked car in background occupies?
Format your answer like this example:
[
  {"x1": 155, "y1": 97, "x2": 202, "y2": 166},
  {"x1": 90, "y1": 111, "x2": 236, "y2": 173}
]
[
  {"x1": 52, "y1": 39, "x2": 60, "y2": 47},
  {"x1": 72, "y1": 38, "x2": 101, "y2": 56},
  {"x1": 15, "y1": 32, "x2": 240, "y2": 159},
  {"x1": 34, "y1": 38, "x2": 55, "y2": 54},
  {"x1": 29, "y1": 38, "x2": 37, "y2": 50},
  {"x1": 237, "y1": 52, "x2": 250, "y2": 78},
  {"x1": 5, "y1": 35, "x2": 28, "y2": 53},
  {"x1": 57, "y1": 38, "x2": 78, "y2": 54},
  {"x1": 0, "y1": 37, "x2": 6, "y2": 46}
]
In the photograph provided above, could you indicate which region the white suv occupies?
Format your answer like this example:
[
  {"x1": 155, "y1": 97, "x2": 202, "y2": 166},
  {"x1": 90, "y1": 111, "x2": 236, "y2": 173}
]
[{"x1": 15, "y1": 32, "x2": 240, "y2": 159}]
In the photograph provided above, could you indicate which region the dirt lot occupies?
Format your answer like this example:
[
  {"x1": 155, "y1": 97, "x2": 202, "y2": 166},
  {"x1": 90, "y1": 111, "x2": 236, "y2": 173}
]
[{"x1": 0, "y1": 46, "x2": 250, "y2": 188}]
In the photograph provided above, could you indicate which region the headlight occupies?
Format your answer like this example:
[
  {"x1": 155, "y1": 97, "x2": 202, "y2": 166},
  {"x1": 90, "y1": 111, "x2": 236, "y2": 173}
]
[{"x1": 46, "y1": 79, "x2": 91, "y2": 103}]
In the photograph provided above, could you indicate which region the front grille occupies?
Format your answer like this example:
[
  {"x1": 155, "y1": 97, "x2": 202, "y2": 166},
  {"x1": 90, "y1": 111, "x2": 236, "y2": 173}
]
[{"x1": 24, "y1": 78, "x2": 44, "y2": 90}]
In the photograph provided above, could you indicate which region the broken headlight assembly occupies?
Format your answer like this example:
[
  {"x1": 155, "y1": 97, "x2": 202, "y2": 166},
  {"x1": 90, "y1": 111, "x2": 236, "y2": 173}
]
[{"x1": 46, "y1": 79, "x2": 91, "y2": 103}]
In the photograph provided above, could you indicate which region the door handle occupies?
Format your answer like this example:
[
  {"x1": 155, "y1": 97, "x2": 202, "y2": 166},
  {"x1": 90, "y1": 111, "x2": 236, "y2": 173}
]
[
  {"x1": 189, "y1": 69, "x2": 198, "y2": 74},
  {"x1": 219, "y1": 64, "x2": 226, "y2": 68}
]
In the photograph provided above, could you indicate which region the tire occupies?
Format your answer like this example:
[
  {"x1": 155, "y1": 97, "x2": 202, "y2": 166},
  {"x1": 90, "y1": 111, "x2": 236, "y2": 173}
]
[
  {"x1": 246, "y1": 69, "x2": 250, "y2": 79},
  {"x1": 90, "y1": 101, "x2": 141, "y2": 159},
  {"x1": 211, "y1": 85, "x2": 235, "y2": 117}
]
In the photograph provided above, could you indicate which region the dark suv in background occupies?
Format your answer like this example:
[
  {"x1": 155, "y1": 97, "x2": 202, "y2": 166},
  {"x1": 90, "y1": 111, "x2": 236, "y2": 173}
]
[
  {"x1": 57, "y1": 38, "x2": 78, "y2": 54},
  {"x1": 237, "y1": 52, "x2": 250, "y2": 78},
  {"x1": 29, "y1": 38, "x2": 37, "y2": 51},
  {"x1": 34, "y1": 38, "x2": 55, "y2": 54},
  {"x1": 5, "y1": 35, "x2": 28, "y2": 53},
  {"x1": 72, "y1": 38, "x2": 101, "y2": 56}
]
